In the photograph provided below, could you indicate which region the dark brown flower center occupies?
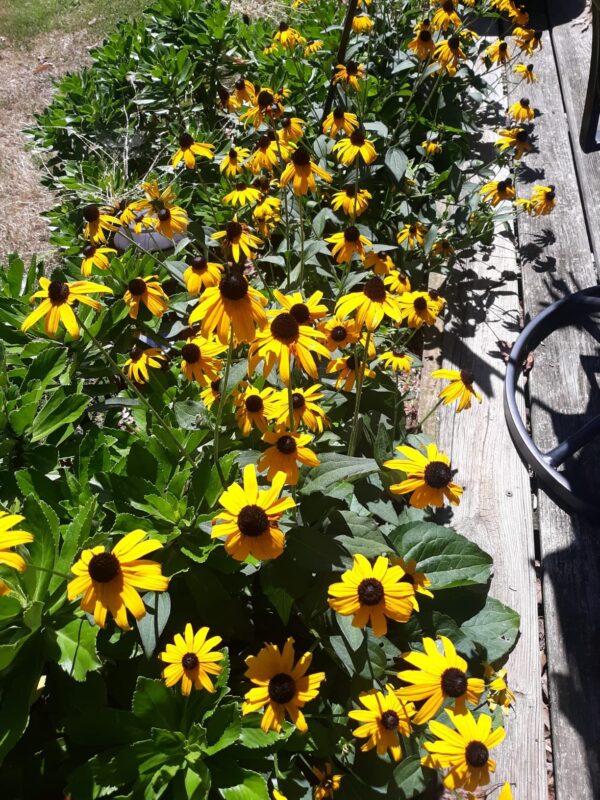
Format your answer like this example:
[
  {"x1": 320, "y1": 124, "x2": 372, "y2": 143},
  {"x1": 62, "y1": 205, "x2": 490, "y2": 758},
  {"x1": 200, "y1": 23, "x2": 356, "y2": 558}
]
[
  {"x1": 245, "y1": 394, "x2": 264, "y2": 413},
  {"x1": 158, "y1": 208, "x2": 171, "y2": 221},
  {"x1": 211, "y1": 379, "x2": 221, "y2": 391},
  {"x1": 218, "y1": 86, "x2": 230, "y2": 103},
  {"x1": 279, "y1": 21, "x2": 289, "y2": 31},
  {"x1": 128, "y1": 278, "x2": 147, "y2": 296},
  {"x1": 235, "y1": 78, "x2": 245, "y2": 90},
  {"x1": 460, "y1": 368, "x2": 474, "y2": 386},
  {"x1": 409, "y1": 225, "x2": 417, "y2": 235},
  {"x1": 290, "y1": 303, "x2": 310, "y2": 324},
  {"x1": 333, "y1": 106, "x2": 346, "y2": 120},
  {"x1": 441, "y1": 667, "x2": 468, "y2": 697},
  {"x1": 400, "y1": 571, "x2": 414, "y2": 585},
  {"x1": 345, "y1": 355, "x2": 357, "y2": 371},
  {"x1": 546, "y1": 188, "x2": 556, "y2": 201},
  {"x1": 83, "y1": 203, "x2": 100, "y2": 222},
  {"x1": 268, "y1": 672, "x2": 296, "y2": 704},
  {"x1": 292, "y1": 392, "x2": 305, "y2": 410},
  {"x1": 182, "y1": 343, "x2": 201, "y2": 363},
  {"x1": 276, "y1": 435, "x2": 297, "y2": 454},
  {"x1": 346, "y1": 61, "x2": 358, "y2": 75},
  {"x1": 179, "y1": 132, "x2": 194, "y2": 149},
  {"x1": 465, "y1": 741, "x2": 489, "y2": 768},
  {"x1": 129, "y1": 346, "x2": 143, "y2": 362},
  {"x1": 380, "y1": 710, "x2": 399, "y2": 730},
  {"x1": 291, "y1": 147, "x2": 311, "y2": 167},
  {"x1": 443, "y1": 0, "x2": 455, "y2": 11},
  {"x1": 226, "y1": 221, "x2": 243, "y2": 241},
  {"x1": 534, "y1": 30, "x2": 542, "y2": 40},
  {"x1": 258, "y1": 89, "x2": 274, "y2": 107},
  {"x1": 497, "y1": 180, "x2": 509, "y2": 192},
  {"x1": 520, "y1": 97, "x2": 530, "y2": 107},
  {"x1": 429, "y1": 289, "x2": 439, "y2": 301},
  {"x1": 182, "y1": 652, "x2": 199, "y2": 670},
  {"x1": 220, "y1": 271, "x2": 248, "y2": 300},
  {"x1": 237, "y1": 504, "x2": 269, "y2": 537},
  {"x1": 414, "y1": 296, "x2": 428, "y2": 311},
  {"x1": 424, "y1": 460, "x2": 453, "y2": 488},
  {"x1": 419, "y1": 29, "x2": 432, "y2": 42},
  {"x1": 270, "y1": 312, "x2": 300, "y2": 343},
  {"x1": 331, "y1": 325, "x2": 347, "y2": 342},
  {"x1": 83, "y1": 244, "x2": 96, "y2": 258},
  {"x1": 350, "y1": 129, "x2": 366, "y2": 146},
  {"x1": 527, "y1": 63, "x2": 534, "y2": 71},
  {"x1": 191, "y1": 256, "x2": 208, "y2": 273},
  {"x1": 229, "y1": 147, "x2": 238, "y2": 160},
  {"x1": 281, "y1": 116, "x2": 292, "y2": 128},
  {"x1": 448, "y1": 35, "x2": 460, "y2": 49},
  {"x1": 48, "y1": 280, "x2": 70, "y2": 304},
  {"x1": 88, "y1": 551, "x2": 120, "y2": 583},
  {"x1": 258, "y1": 134, "x2": 272, "y2": 150},
  {"x1": 344, "y1": 185, "x2": 356, "y2": 197},
  {"x1": 516, "y1": 130, "x2": 529, "y2": 143},
  {"x1": 363, "y1": 276, "x2": 386, "y2": 302},
  {"x1": 499, "y1": 41, "x2": 508, "y2": 51},
  {"x1": 344, "y1": 226, "x2": 360, "y2": 243},
  {"x1": 357, "y1": 578, "x2": 384, "y2": 606}
]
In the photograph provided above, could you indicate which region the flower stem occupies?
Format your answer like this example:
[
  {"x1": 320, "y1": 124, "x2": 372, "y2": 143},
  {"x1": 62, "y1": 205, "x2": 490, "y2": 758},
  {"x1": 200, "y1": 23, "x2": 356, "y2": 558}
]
[
  {"x1": 27, "y1": 564, "x2": 70, "y2": 580},
  {"x1": 348, "y1": 329, "x2": 371, "y2": 456},
  {"x1": 287, "y1": 353, "x2": 295, "y2": 432},
  {"x1": 392, "y1": 370, "x2": 401, "y2": 441},
  {"x1": 213, "y1": 326, "x2": 235, "y2": 486},
  {"x1": 298, "y1": 197, "x2": 306, "y2": 288},
  {"x1": 418, "y1": 397, "x2": 442, "y2": 431}
]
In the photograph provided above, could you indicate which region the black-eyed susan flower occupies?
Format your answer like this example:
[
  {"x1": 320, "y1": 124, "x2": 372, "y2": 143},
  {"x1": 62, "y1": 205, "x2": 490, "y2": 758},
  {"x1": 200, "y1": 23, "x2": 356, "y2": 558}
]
[
  {"x1": 223, "y1": 183, "x2": 262, "y2": 207},
  {"x1": 248, "y1": 310, "x2": 330, "y2": 385},
  {"x1": 125, "y1": 180, "x2": 177, "y2": 222},
  {"x1": 240, "y1": 87, "x2": 284, "y2": 127},
  {"x1": 428, "y1": 288, "x2": 446, "y2": 315},
  {"x1": 392, "y1": 557, "x2": 433, "y2": 610},
  {"x1": 146, "y1": 205, "x2": 189, "y2": 238},
  {"x1": 246, "y1": 133, "x2": 285, "y2": 174},
  {"x1": 318, "y1": 315, "x2": 361, "y2": 351},
  {"x1": 432, "y1": 367, "x2": 482, "y2": 412},
  {"x1": 332, "y1": 186, "x2": 372, "y2": 217},
  {"x1": 81, "y1": 244, "x2": 116, "y2": 276},
  {"x1": 397, "y1": 221, "x2": 427, "y2": 249},
  {"x1": 278, "y1": 115, "x2": 305, "y2": 144},
  {"x1": 273, "y1": 22, "x2": 306, "y2": 49},
  {"x1": 189, "y1": 271, "x2": 268, "y2": 344},
  {"x1": 434, "y1": 36, "x2": 466, "y2": 76},
  {"x1": 322, "y1": 107, "x2": 359, "y2": 138},
  {"x1": 379, "y1": 350, "x2": 413, "y2": 374},
  {"x1": 422, "y1": 709, "x2": 505, "y2": 793},
  {"x1": 484, "y1": 664, "x2": 515, "y2": 714},
  {"x1": 212, "y1": 464, "x2": 294, "y2": 560},
  {"x1": 312, "y1": 764, "x2": 342, "y2": 800},
  {"x1": 180, "y1": 335, "x2": 226, "y2": 385},
  {"x1": 333, "y1": 129, "x2": 377, "y2": 166},
  {"x1": 422, "y1": 138, "x2": 442, "y2": 156},
  {"x1": 348, "y1": 688, "x2": 414, "y2": 761},
  {"x1": 253, "y1": 204, "x2": 281, "y2": 237},
  {"x1": 183, "y1": 256, "x2": 223, "y2": 294},
  {"x1": 514, "y1": 62, "x2": 536, "y2": 83},
  {"x1": 212, "y1": 218, "x2": 263, "y2": 263},
  {"x1": 326, "y1": 226, "x2": 372, "y2": 263},
  {"x1": 508, "y1": 97, "x2": 535, "y2": 123},
  {"x1": 233, "y1": 78, "x2": 256, "y2": 105},
  {"x1": 495, "y1": 127, "x2": 532, "y2": 159},
  {"x1": 171, "y1": 132, "x2": 215, "y2": 169},
  {"x1": 328, "y1": 554, "x2": 414, "y2": 636},
  {"x1": 362, "y1": 251, "x2": 394, "y2": 276},
  {"x1": 480, "y1": 177, "x2": 515, "y2": 205},
  {"x1": 242, "y1": 638, "x2": 325, "y2": 732},
  {"x1": 0, "y1": 511, "x2": 33, "y2": 573},
  {"x1": 326, "y1": 353, "x2": 375, "y2": 391},
  {"x1": 273, "y1": 289, "x2": 328, "y2": 324},
  {"x1": 336, "y1": 276, "x2": 402, "y2": 330},
  {"x1": 384, "y1": 269, "x2": 411, "y2": 293},
  {"x1": 509, "y1": 3, "x2": 530, "y2": 24},
  {"x1": 280, "y1": 146, "x2": 333, "y2": 196},
  {"x1": 220, "y1": 146, "x2": 251, "y2": 177},
  {"x1": 21, "y1": 278, "x2": 112, "y2": 338},
  {"x1": 408, "y1": 26, "x2": 435, "y2": 60},
  {"x1": 82, "y1": 203, "x2": 121, "y2": 244},
  {"x1": 258, "y1": 428, "x2": 320, "y2": 485},
  {"x1": 304, "y1": 40, "x2": 323, "y2": 57},
  {"x1": 432, "y1": 238, "x2": 455, "y2": 258},
  {"x1": 272, "y1": 385, "x2": 329, "y2": 433},
  {"x1": 67, "y1": 530, "x2": 169, "y2": 630},
  {"x1": 513, "y1": 26, "x2": 542, "y2": 55},
  {"x1": 218, "y1": 84, "x2": 239, "y2": 112},
  {"x1": 384, "y1": 443, "x2": 463, "y2": 508},
  {"x1": 432, "y1": 0, "x2": 461, "y2": 31},
  {"x1": 123, "y1": 345, "x2": 166, "y2": 384},
  {"x1": 397, "y1": 635, "x2": 484, "y2": 723},
  {"x1": 123, "y1": 276, "x2": 168, "y2": 320},
  {"x1": 485, "y1": 39, "x2": 510, "y2": 64},
  {"x1": 397, "y1": 291, "x2": 439, "y2": 328},
  {"x1": 234, "y1": 384, "x2": 277, "y2": 436},
  {"x1": 201, "y1": 379, "x2": 221, "y2": 410},
  {"x1": 517, "y1": 184, "x2": 556, "y2": 215},
  {"x1": 159, "y1": 624, "x2": 224, "y2": 695},
  {"x1": 352, "y1": 14, "x2": 374, "y2": 33},
  {"x1": 333, "y1": 61, "x2": 365, "y2": 91}
]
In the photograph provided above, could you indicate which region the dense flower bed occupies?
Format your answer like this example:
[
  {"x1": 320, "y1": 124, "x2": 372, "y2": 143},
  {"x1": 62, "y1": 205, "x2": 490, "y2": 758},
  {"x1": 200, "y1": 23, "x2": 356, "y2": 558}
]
[{"x1": 0, "y1": 0, "x2": 550, "y2": 797}]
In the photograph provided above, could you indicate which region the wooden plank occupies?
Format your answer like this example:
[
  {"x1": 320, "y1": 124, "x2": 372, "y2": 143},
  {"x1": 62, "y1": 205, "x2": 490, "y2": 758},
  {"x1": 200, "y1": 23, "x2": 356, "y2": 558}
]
[
  {"x1": 506, "y1": 5, "x2": 600, "y2": 797},
  {"x1": 419, "y1": 38, "x2": 547, "y2": 799}
]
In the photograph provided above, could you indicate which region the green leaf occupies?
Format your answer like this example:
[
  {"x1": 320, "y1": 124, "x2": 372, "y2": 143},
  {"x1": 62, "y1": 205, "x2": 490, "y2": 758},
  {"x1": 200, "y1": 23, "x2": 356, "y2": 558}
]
[
  {"x1": 222, "y1": 770, "x2": 269, "y2": 800},
  {"x1": 203, "y1": 702, "x2": 241, "y2": 755},
  {"x1": 221, "y1": 360, "x2": 248, "y2": 396},
  {"x1": 133, "y1": 676, "x2": 179, "y2": 731},
  {"x1": 136, "y1": 591, "x2": 172, "y2": 658},
  {"x1": 21, "y1": 494, "x2": 59, "y2": 602},
  {"x1": 388, "y1": 522, "x2": 492, "y2": 589},
  {"x1": 51, "y1": 618, "x2": 101, "y2": 681},
  {"x1": 300, "y1": 454, "x2": 378, "y2": 495},
  {"x1": 385, "y1": 148, "x2": 408, "y2": 182},
  {"x1": 262, "y1": 584, "x2": 294, "y2": 625},
  {"x1": 53, "y1": 497, "x2": 96, "y2": 591},
  {"x1": 393, "y1": 756, "x2": 433, "y2": 799},
  {"x1": 237, "y1": 722, "x2": 282, "y2": 750},
  {"x1": 173, "y1": 400, "x2": 209, "y2": 430},
  {"x1": 460, "y1": 597, "x2": 520, "y2": 663},
  {"x1": 29, "y1": 389, "x2": 90, "y2": 443},
  {"x1": 0, "y1": 596, "x2": 22, "y2": 621},
  {"x1": 0, "y1": 635, "x2": 45, "y2": 765}
]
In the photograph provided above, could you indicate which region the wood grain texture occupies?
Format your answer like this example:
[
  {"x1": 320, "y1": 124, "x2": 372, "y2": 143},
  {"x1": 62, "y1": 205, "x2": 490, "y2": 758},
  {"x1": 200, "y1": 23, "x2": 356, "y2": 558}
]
[
  {"x1": 419, "y1": 39, "x2": 547, "y2": 799},
  {"x1": 507, "y1": 3, "x2": 600, "y2": 796}
]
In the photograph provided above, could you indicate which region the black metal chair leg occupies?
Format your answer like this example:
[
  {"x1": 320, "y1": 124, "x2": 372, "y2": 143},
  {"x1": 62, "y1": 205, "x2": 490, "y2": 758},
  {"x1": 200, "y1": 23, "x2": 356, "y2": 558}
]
[{"x1": 580, "y1": 0, "x2": 600, "y2": 152}]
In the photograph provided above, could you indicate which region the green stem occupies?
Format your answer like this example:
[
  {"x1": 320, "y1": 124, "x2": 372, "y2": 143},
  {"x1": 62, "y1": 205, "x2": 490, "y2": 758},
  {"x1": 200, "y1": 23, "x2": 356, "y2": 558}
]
[
  {"x1": 287, "y1": 353, "x2": 295, "y2": 432},
  {"x1": 298, "y1": 196, "x2": 306, "y2": 288},
  {"x1": 419, "y1": 398, "x2": 442, "y2": 431},
  {"x1": 27, "y1": 564, "x2": 70, "y2": 580},
  {"x1": 348, "y1": 330, "x2": 371, "y2": 456},
  {"x1": 213, "y1": 326, "x2": 235, "y2": 487},
  {"x1": 392, "y1": 371, "x2": 400, "y2": 441}
]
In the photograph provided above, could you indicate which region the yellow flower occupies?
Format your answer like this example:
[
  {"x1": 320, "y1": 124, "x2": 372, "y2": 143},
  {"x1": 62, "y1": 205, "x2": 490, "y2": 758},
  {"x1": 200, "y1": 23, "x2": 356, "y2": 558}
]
[
  {"x1": 258, "y1": 428, "x2": 320, "y2": 485},
  {"x1": 272, "y1": 385, "x2": 329, "y2": 433},
  {"x1": 383, "y1": 443, "x2": 463, "y2": 508},
  {"x1": 242, "y1": 638, "x2": 325, "y2": 732},
  {"x1": 273, "y1": 22, "x2": 306, "y2": 49},
  {"x1": 142, "y1": 205, "x2": 189, "y2": 239},
  {"x1": 484, "y1": 665, "x2": 515, "y2": 714},
  {"x1": 328, "y1": 554, "x2": 414, "y2": 636},
  {"x1": 422, "y1": 139, "x2": 442, "y2": 156},
  {"x1": 326, "y1": 226, "x2": 372, "y2": 264},
  {"x1": 212, "y1": 218, "x2": 263, "y2": 263},
  {"x1": 312, "y1": 763, "x2": 342, "y2": 800},
  {"x1": 326, "y1": 354, "x2": 375, "y2": 391},
  {"x1": 333, "y1": 61, "x2": 365, "y2": 91},
  {"x1": 123, "y1": 276, "x2": 168, "y2": 320},
  {"x1": 431, "y1": 0, "x2": 461, "y2": 31},
  {"x1": 509, "y1": 3, "x2": 530, "y2": 25},
  {"x1": 180, "y1": 335, "x2": 226, "y2": 386},
  {"x1": 516, "y1": 184, "x2": 556, "y2": 215},
  {"x1": 332, "y1": 186, "x2": 372, "y2": 217},
  {"x1": 123, "y1": 346, "x2": 166, "y2": 384},
  {"x1": 396, "y1": 222, "x2": 426, "y2": 249},
  {"x1": 384, "y1": 269, "x2": 411, "y2": 293},
  {"x1": 480, "y1": 177, "x2": 515, "y2": 206},
  {"x1": 233, "y1": 78, "x2": 256, "y2": 105},
  {"x1": 81, "y1": 245, "x2": 116, "y2": 276},
  {"x1": 362, "y1": 251, "x2": 395, "y2": 276},
  {"x1": 220, "y1": 146, "x2": 251, "y2": 177},
  {"x1": 240, "y1": 87, "x2": 285, "y2": 127},
  {"x1": 21, "y1": 278, "x2": 112, "y2": 338},
  {"x1": 171, "y1": 132, "x2": 215, "y2": 169},
  {"x1": 434, "y1": 36, "x2": 466, "y2": 76},
  {"x1": 513, "y1": 26, "x2": 542, "y2": 55},
  {"x1": 159, "y1": 624, "x2": 224, "y2": 695},
  {"x1": 234, "y1": 384, "x2": 277, "y2": 436},
  {"x1": 278, "y1": 116, "x2": 305, "y2": 143},
  {"x1": 378, "y1": 350, "x2": 413, "y2": 374},
  {"x1": 352, "y1": 14, "x2": 374, "y2": 33},
  {"x1": 432, "y1": 367, "x2": 482, "y2": 412},
  {"x1": 408, "y1": 27, "x2": 435, "y2": 61},
  {"x1": 397, "y1": 291, "x2": 439, "y2": 328},
  {"x1": 201, "y1": 379, "x2": 222, "y2": 409},
  {"x1": 391, "y1": 557, "x2": 433, "y2": 610},
  {"x1": 183, "y1": 256, "x2": 223, "y2": 294},
  {"x1": 432, "y1": 238, "x2": 455, "y2": 258},
  {"x1": 273, "y1": 289, "x2": 328, "y2": 324},
  {"x1": 212, "y1": 464, "x2": 295, "y2": 561},
  {"x1": 336, "y1": 276, "x2": 402, "y2": 330},
  {"x1": 0, "y1": 511, "x2": 34, "y2": 573},
  {"x1": 189, "y1": 271, "x2": 268, "y2": 344},
  {"x1": 333, "y1": 129, "x2": 377, "y2": 166},
  {"x1": 218, "y1": 85, "x2": 239, "y2": 112},
  {"x1": 349, "y1": 687, "x2": 414, "y2": 761},
  {"x1": 82, "y1": 203, "x2": 121, "y2": 243},
  {"x1": 246, "y1": 134, "x2": 286, "y2": 174},
  {"x1": 322, "y1": 107, "x2": 359, "y2": 138},
  {"x1": 304, "y1": 40, "x2": 323, "y2": 57},
  {"x1": 508, "y1": 97, "x2": 535, "y2": 123},
  {"x1": 495, "y1": 127, "x2": 532, "y2": 159},
  {"x1": 422, "y1": 709, "x2": 505, "y2": 793},
  {"x1": 280, "y1": 147, "x2": 333, "y2": 195},
  {"x1": 223, "y1": 183, "x2": 262, "y2": 207},
  {"x1": 499, "y1": 782, "x2": 514, "y2": 799},
  {"x1": 67, "y1": 530, "x2": 169, "y2": 630},
  {"x1": 514, "y1": 62, "x2": 536, "y2": 83},
  {"x1": 318, "y1": 316, "x2": 361, "y2": 351},
  {"x1": 485, "y1": 39, "x2": 510, "y2": 63}
]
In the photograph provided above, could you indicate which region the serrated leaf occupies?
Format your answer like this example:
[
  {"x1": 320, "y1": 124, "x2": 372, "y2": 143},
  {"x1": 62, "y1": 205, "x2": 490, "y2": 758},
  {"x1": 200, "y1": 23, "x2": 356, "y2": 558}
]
[
  {"x1": 222, "y1": 770, "x2": 269, "y2": 800},
  {"x1": 52, "y1": 618, "x2": 101, "y2": 681},
  {"x1": 460, "y1": 597, "x2": 520, "y2": 663},
  {"x1": 203, "y1": 702, "x2": 241, "y2": 755},
  {"x1": 133, "y1": 676, "x2": 179, "y2": 731},
  {"x1": 30, "y1": 389, "x2": 90, "y2": 443}
]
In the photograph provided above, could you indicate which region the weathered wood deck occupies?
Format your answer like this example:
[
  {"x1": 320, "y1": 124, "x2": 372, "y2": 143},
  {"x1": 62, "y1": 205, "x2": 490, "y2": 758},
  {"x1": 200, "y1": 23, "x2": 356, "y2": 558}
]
[{"x1": 419, "y1": 2, "x2": 600, "y2": 798}]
